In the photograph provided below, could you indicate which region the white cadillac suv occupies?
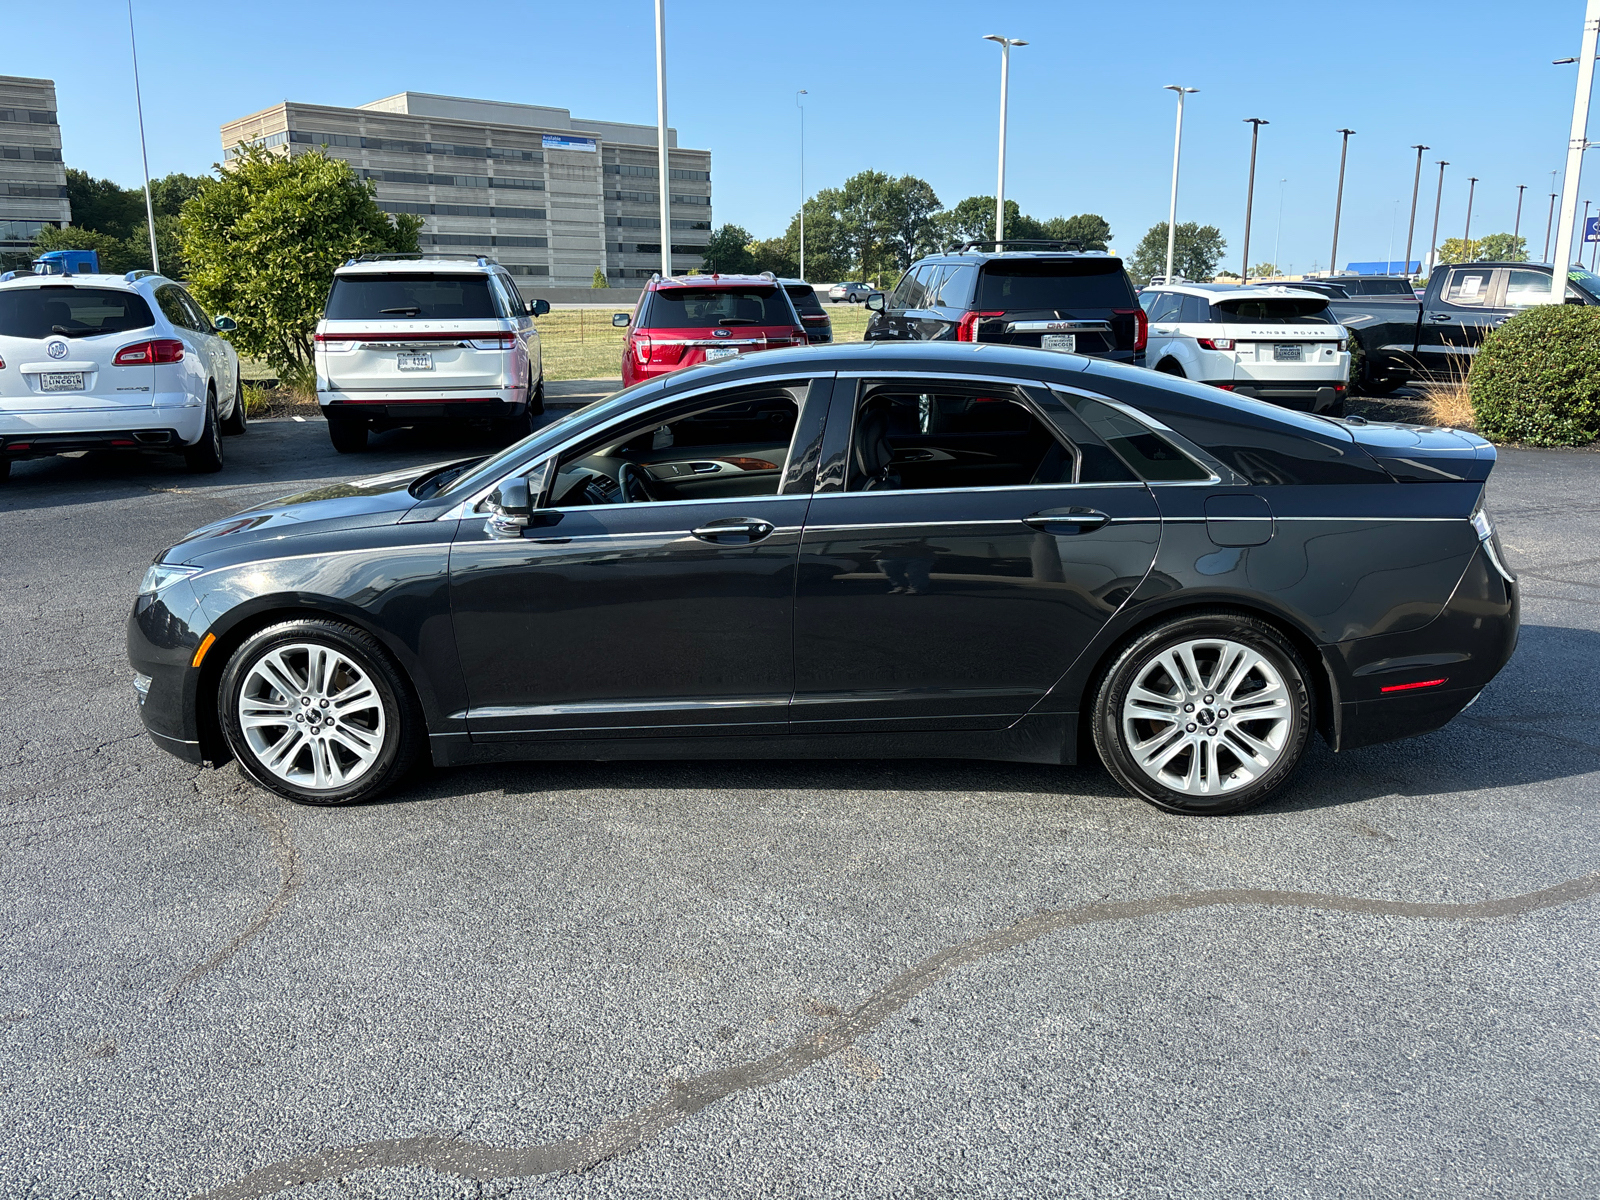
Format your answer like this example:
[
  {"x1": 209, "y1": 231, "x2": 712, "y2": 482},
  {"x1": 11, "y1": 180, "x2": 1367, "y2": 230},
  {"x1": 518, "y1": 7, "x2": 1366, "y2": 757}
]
[
  {"x1": 314, "y1": 256, "x2": 550, "y2": 453},
  {"x1": 1138, "y1": 283, "x2": 1352, "y2": 416},
  {"x1": 0, "y1": 270, "x2": 244, "y2": 481}
]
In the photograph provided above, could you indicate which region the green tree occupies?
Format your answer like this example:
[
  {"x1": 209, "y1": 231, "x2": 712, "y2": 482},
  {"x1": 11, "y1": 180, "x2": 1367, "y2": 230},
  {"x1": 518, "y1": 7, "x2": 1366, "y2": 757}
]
[
  {"x1": 703, "y1": 223, "x2": 757, "y2": 274},
  {"x1": 1247, "y1": 262, "x2": 1281, "y2": 279},
  {"x1": 1129, "y1": 221, "x2": 1227, "y2": 284},
  {"x1": 1437, "y1": 233, "x2": 1527, "y2": 264},
  {"x1": 180, "y1": 147, "x2": 420, "y2": 376},
  {"x1": 836, "y1": 171, "x2": 899, "y2": 281},
  {"x1": 881, "y1": 175, "x2": 942, "y2": 271},
  {"x1": 63, "y1": 168, "x2": 145, "y2": 241},
  {"x1": 748, "y1": 235, "x2": 797, "y2": 278},
  {"x1": 148, "y1": 172, "x2": 209, "y2": 218},
  {"x1": 591, "y1": 267, "x2": 609, "y2": 288},
  {"x1": 1040, "y1": 213, "x2": 1112, "y2": 251}
]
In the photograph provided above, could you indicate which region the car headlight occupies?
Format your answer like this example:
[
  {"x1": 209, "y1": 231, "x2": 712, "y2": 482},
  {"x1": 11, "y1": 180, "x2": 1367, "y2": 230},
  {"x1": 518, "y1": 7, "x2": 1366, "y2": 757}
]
[{"x1": 139, "y1": 562, "x2": 201, "y2": 596}]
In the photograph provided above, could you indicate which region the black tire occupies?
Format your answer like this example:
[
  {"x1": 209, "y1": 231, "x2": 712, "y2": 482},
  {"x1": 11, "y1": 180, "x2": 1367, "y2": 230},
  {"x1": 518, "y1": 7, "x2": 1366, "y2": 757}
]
[
  {"x1": 1091, "y1": 611, "x2": 1313, "y2": 815},
  {"x1": 0, "y1": 458, "x2": 10, "y2": 482},
  {"x1": 183, "y1": 393, "x2": 224, "y2": 473},
  {"x1": 220, "y1": 376, "x2": 248, "y2": 435},
  {"x1": 218, "y1": 618, "x2": 423, "y2": 806},
  {"x1": 327, "y1": 414, "x2": 368, "y2": 453},
  {"x1": 1325, "y1": 396, "x2": 1347, "y2": 418},
  {"x1": 527, "y1": 374, "x2": 545, "y2": 416}
]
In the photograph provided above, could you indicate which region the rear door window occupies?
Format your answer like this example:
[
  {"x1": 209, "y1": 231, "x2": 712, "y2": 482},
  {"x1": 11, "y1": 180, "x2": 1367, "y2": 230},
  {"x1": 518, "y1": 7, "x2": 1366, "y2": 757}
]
[
  {"x1": 1146, "y1": 292, "x2": 1182, "y2": 323},
  {"x1": 0, "y1": 286, "x2": 156, "y2": 339},
  {"x1": 927, "y1": 263, "x2": 976, "y2": 308},
  {"x1": 325, "y1": 273, "x2": 499, "y2": 320},
  {"x1": 639, "y1": 286, "x2": 795, "y2": 328},
  {"x1": 1180, "y1": 294, "x2": 1210, "y2": 323},
  {"x1": 1441, "y1": 268, "x2": 1494, "y2": 308},
  {"x1": 975, "y1": 258, "x2": 1135, "y2": 311}
]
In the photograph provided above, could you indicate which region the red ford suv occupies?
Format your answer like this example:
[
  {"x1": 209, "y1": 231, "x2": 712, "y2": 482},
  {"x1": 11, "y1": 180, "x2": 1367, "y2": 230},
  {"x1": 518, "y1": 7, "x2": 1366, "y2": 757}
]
[{"x1": 614, "y1": 273, "x2": 808, "y2": 387}]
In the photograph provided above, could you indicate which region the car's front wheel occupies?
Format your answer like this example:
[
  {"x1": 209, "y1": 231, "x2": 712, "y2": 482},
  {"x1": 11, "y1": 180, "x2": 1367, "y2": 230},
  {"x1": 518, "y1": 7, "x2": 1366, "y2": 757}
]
[
  {"x1": 1092, "y1": 612, "x2": 1313, "y2": 815},
  {"x1": 220, "y1": 376, "x2": 248, "y2": 435},
  {"x1": 219, "y1": 619, "x2": 422, "y2": 805}
]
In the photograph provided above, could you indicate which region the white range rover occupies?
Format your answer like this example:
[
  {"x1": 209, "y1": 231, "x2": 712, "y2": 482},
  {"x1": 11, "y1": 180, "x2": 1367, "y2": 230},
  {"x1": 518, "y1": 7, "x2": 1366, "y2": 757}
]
[
  {"x1": 1138, "y1": 283, "x2": 1352, "y2": 416},
  {"x1": 314, "y1": 256, "x2": 550, "y2": 453},
  {"x1": 0, "y1": 271, "x2": 244, "y2": 481}
]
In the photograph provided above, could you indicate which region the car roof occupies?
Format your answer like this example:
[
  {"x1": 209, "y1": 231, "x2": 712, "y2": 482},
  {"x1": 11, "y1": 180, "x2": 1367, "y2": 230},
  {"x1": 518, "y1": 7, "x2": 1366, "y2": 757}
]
[
  {"x1": 1162, "y1": 282, "x2": 1330, "y2": 302},
  {"x1": 334, "y1": 257, "x2": 502, "y2": 276},
  {"x1": 649, "y1": 273, "x2": 782, "y2": 289},
  {"x1": 0, "y1": 272, "x2": 160, "y2": 292},
  {"x1": 917, "y1": 250, "x2": 1121, "y2": 265}
]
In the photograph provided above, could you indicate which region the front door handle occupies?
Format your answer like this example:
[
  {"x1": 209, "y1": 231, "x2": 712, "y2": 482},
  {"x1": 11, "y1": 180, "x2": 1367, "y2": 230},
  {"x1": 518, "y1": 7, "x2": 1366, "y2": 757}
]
[
  {"x1": 1024, "y1": 507, "x2": 1110, "y2": 533},
  {"x1": 1428, "y1": 312, "x2": 1452, "y2": 322},
  {"x1": 691, "y1": 516, "x2": 775, "y2": 544}
]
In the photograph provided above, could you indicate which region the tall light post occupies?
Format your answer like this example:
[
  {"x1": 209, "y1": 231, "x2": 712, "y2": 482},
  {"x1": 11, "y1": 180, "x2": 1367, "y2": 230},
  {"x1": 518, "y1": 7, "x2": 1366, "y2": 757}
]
[
  {"x1": 127, "y1": 0, "x2": 159, "y2": 274},
  {"x1": 1427, "y1": 160, "x2": 1449, "y2": 275},
  {"x1": 983, "y1": 35, "x2": 1027, "y2": 245},
  {"x1": 795, "y1": 90, "x2": 807, "y2": 280},
  {"x1": 1551, "y1": 1, "x2": 1600, "y2": 278},
  {"x1": 1514, "y1": 184, "x2": 1527, "y2": 241},
  {"x1": 1463, "y1": 176, "x2": 1479, "y2": 254},
  {"x1": 1545, "y1": 190, "x2": 1559, "y2": 262},
  {"x1": 1240, "y1": 118, "x2": 1268, "y2": 284},
  {"x1": 654, "y1": 0, "x2": 671, "y2": 277},
  {"x1": 1403, "y1": 144, "x2": 1428, "y2": 278},
  {"x1": 1163, "y1": 85, "x2": 1199, "y2": 282},
  {"x1": 1329, "y1": 128, "x2": 1356, "y2": 276},
  {"x1": 1273, "y1": 178, "x2": 1287, "y2": 274}
]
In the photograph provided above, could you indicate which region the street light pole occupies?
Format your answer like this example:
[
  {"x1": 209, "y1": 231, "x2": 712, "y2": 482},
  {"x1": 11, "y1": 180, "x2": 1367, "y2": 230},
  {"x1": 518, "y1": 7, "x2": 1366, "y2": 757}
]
[
  {"x1": 1163, "y1": 85, "x2": 1199, "y2": 282},
  {"x1": 1427, "y1": 160, "x2": 1449, "y2": 275},
  {"x1": 1240, "y1": 118, "x2": 1268, "y2": 284},
  {"x1": 795, "y1": 90, "x2": 807, "y2": 280},
  {"x1": 127, "y1": 0, "x2": 159, "y2": 275},
  {"x1": 1403, "y1": 144, "x2": 1428, "y2": 279},
  {"x1": 1514, "y1": 184, "x2": 1527, "y2": 241},
  {"x1": 1273, "y1": 178, "x2": 1287, "y2": 274},
  {"x1": 1329, "y1": 128, "x2": 1356, "y2": 276},
  {"x1": 654, "y1": 0, "x2": 671, "y2": 278},
  {"x1": 1464, "y1": 176, "x2": 1479, "y2": 254},
  {"x1": 1551, "y1": 0, "x2": 1600, "y2": 278},
  {"x1": 983, "y1": 35, "x2": 1027, "y2": 246},
  {"x1": 1545, "y1": 190, "x2": 1559, "y2": 262}
]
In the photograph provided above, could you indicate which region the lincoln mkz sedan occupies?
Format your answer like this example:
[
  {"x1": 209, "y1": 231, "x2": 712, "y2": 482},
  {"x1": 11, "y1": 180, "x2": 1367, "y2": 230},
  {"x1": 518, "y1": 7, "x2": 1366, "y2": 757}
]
[{"x1": 128, "y1": 342, "x2": 1517, "y2": 815}]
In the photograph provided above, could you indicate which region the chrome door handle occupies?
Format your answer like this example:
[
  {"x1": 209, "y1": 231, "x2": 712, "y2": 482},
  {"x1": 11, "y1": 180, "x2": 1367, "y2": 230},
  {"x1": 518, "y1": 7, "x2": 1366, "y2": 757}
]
[
  {"x1": 691, "y1": 517, "x2": 775, "y2": 544},
  {"x1": 1428, "y1": 313, "x2": 1452, "y2": 322},
  {"x1": 1024, "y1": 507, "x2": 1110, "y2": 533}
]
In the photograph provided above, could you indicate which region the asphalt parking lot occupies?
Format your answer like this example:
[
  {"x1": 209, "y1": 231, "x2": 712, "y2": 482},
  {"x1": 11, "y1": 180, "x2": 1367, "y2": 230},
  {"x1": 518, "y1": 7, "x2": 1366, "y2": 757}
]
[{"x1": 1, "y1": 415, "x2": 1597, "y2": 1200}]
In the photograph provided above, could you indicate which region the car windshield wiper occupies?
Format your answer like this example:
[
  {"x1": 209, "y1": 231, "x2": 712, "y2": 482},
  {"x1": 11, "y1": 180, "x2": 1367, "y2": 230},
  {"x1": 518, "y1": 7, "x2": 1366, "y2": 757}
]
[{"x1": 379, "y1": 306, "x2": 421, "y2": 316}]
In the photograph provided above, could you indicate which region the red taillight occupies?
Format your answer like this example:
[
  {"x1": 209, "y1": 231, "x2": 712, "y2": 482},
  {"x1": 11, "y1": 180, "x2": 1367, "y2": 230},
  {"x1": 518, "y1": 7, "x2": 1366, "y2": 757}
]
[
  {"x1": 1114, "y1": 307, "x2": 1149, "y2": 352},
  {"x1": 1196, "y1": 337, "x2": 1235, "y2": 351},
  {"x1": 1215, "y1": 384, "x2": 1237, "y2": 391},
  {"x1": 632, "y1": 334, "x2": 652, "y2": 365},
  {"x1": 0, "y1": 354, "x2": 6, "y2": 369},
  {"x1": 1380, "y1": 678, "x2": 1449, "y2": 693},
  {"x1": 956, "y1": 311, "x2": 1002, "y2": 342},
  {"x1": 113, "y1": 338, "x2": 184, "y2": 365}
]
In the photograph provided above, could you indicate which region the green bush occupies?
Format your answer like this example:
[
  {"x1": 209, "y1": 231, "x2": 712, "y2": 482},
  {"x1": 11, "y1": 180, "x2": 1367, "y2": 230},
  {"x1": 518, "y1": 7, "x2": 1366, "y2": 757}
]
[{"x1": 1470, "y1": 304, "x2": 1600, "y2": 445}]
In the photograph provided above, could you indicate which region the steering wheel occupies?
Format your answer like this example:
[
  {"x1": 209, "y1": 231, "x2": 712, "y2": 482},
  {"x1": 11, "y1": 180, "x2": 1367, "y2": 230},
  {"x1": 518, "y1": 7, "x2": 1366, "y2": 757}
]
[{"x1": 616, "y1": 462, "x2": 657, "y2": 503}]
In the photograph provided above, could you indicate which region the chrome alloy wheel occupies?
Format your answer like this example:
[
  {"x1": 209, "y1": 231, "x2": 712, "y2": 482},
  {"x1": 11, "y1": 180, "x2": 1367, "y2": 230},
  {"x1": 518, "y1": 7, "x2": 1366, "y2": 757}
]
[
  {"x1": 237, "y1": 643, "x2": 387, "y2": 790},
  {"x1": 1120, "y1": 637, "x2": 1293, "y2": 797}
]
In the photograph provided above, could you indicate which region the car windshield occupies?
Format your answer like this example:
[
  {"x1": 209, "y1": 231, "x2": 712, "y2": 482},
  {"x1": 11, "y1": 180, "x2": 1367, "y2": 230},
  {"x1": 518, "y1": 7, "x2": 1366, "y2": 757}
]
[
  {"x1": 0, "y1": 286, "x2": 156, "y2": 339},
  {"x1": 1358, "y1": 278, "x2": 1414, "y2": 295},
  {"x1": 975, "y1": 259, "x2": 1135, "y2": 310},
  {"x1": 641, "y1": 286, "x2": 794, "y2": 328},
  {"x1": 1568, "y1": 267, "x2": 1600, "y2": 301},
  {"x1": 325, "y1": 273, "x2": 499, "y2": 320},
  {"x1": 1213, "y1": 297, "x2": 1333, "y2": 323}
]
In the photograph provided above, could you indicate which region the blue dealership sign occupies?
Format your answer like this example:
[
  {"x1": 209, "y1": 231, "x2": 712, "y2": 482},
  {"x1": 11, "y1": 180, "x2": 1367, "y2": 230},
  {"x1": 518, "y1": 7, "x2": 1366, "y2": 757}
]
[
  {"x1": 542, "y1": 134, "x2": 597, "y2": 152},
  {"x1": 1585, "y1": 216, "x2": 1600, "y2": 243}
]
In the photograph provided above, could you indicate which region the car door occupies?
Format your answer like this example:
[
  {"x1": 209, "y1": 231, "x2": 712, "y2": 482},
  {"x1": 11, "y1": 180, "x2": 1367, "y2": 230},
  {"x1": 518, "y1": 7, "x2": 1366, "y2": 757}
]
[
  {"x1": 177, "y1": 288, "x2": 235, "y2": 399},
  {"x1": 1142, "y1": 291, "x2": 1183, "y2": 367},
  {"x1": 494, "y1": 272, "x2": 538, "y2": 384},
  {"x1": 152, "y1": 284, "x2": 211, "y2": 403},
  {"x1": 1418, "y1": 265, "x2": 1504, "y2": 379},
  {"x1": 447, "y1": 374, "x2": 831, "y2": 743},
  {"x1": 790, "y1": 374, "x2": 1162, "y2": 733}
]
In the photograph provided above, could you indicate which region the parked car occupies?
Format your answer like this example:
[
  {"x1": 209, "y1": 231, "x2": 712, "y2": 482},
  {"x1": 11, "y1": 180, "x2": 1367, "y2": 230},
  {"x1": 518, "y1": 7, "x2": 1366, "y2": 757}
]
[
  {"x1": 614, "y1": 273, "x2": 808, "y2": 387},
  {"x1": 864, "y1": 241, "x2": 1147, "y2": 366},
  {"x1": 129, "y1": 340, "x2": 1516, "y2": 817},
  {"x1": 1138, "y1": 283, "x2": 1351, "y2": 416},
  {"x1": 1317, "y1": 262, "x2": 1600, "y2": 394},
  {"x1": 1304, "y1": 274, "x2": 1415, "y2": 297},
  {"x1": 828, "y1": 282, "x2": 874, "y2": 304},
  {"x1": 0, "y1": 270, "x2": 245, "y2": 480},
  {"x1": 780, "y1": 279, "x2": 832, "y2": 343},
  {"x1": 314, "y1": 255, "x2": 550, "y2": 453}
]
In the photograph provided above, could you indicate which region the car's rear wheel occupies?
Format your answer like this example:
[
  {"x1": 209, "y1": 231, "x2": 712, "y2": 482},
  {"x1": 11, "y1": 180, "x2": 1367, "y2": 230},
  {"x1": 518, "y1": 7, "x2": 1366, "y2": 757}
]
[
  {"x1": 527, "y1": 374, "x2": 545, "y2": 416},
  {"x1": 184, "y1": 394, "x2": 224, "y2": 473},
  {"x1": 220, "y1": 376, "x2": 248, "y2": 435},
  {"x1": 492, "y1": 373, "x2": 542, "y2": 441},
  {"x1": 1092, "y1": 612, "x2": 1313, "y2": 815},
  {"x1": 327, "y1": 414, "x2": 368, "y2": 453},
  {"x1": 219, "y1": 619, "x2": 422, "y2": 806},
  {"x1": 1156, "y1": 358, "x2": 1187, "y2": 378}
]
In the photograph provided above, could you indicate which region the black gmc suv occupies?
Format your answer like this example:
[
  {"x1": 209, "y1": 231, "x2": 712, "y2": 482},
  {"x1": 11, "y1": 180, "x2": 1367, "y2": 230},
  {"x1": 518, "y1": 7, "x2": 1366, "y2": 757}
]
[{"x1": 864, "y1": 241, "x2": 1146, "y2": 365}]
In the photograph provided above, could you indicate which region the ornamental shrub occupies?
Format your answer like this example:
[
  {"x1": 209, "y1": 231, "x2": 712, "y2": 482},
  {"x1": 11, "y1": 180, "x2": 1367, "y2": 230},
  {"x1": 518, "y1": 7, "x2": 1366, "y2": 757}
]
[{"x1": 1469, "y1": 303, "x2": 1600, "y2": 445}]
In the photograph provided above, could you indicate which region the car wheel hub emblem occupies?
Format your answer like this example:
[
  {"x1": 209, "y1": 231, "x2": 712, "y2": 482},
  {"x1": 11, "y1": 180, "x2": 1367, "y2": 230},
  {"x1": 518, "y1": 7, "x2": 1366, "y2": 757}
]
[{"x1": 46, "y1": 341, "x2": 67, "y2": 360}]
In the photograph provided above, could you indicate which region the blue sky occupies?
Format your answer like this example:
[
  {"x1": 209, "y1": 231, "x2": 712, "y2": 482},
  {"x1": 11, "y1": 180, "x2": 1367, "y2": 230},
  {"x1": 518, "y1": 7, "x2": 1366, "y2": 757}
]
[{"x1": 14, "y1": 0, "x2": 1599, "y2": 274}]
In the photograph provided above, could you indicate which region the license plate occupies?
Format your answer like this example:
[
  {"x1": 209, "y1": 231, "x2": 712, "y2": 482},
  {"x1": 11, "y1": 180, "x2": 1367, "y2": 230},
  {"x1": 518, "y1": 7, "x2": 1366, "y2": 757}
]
[
  {"x1": 1273, "y1": 343, "x2": 1304, "y2": 362},
  {"x1": 40, "y1": 372, "x2": 85, "y2": 391},
  {"x1": 397, "y1": 353, "x2": 433, "y2": 371},
  {"x1": 705, "y1": 346, "x2": 740, "y2": 361},
  {"x1": 1040, "y1": 333, "x2": 1076, "y2": 352}
]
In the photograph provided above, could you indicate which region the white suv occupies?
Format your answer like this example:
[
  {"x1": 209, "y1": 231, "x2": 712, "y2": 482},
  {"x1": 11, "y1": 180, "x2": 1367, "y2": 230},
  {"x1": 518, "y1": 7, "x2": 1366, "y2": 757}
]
[
  {"x1": 0, "y1": 271, "x2": 244, "y2": 481},
  {"x1": 1139, "y1": 283, "x2": 1351, "y2": 416},
  {"x1": 314, "y1": 256, "x2": 550, "y2": 453}
]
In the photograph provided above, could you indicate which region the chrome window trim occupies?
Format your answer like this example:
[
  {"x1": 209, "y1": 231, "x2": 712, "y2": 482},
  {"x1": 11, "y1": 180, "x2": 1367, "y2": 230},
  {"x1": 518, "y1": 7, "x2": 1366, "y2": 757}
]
[{"x1": 806, "y1": 480, "x2": 1148, "y2": 500}]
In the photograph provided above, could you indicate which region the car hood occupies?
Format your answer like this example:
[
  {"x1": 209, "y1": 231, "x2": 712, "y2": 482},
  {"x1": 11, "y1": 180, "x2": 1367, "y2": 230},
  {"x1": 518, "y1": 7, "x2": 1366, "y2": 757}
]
[
  {"x1": 163, "y1": 459, "x2": 471, "y2": 562},
  {"x1": 1343, "y1": 421, "x2": 1495, "y2": 482}
]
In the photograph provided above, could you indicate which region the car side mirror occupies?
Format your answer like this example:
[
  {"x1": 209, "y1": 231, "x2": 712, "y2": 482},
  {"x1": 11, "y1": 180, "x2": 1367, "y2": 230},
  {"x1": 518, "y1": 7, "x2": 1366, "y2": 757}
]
[
  {"x1": 613, "y1": 312, "x2": 631, "y2": 327},
  {"x1": 486, "y1": 478, "x2": 531, "y2": 537},
  {"x1": 865, "y1": 293, "x2": 886, "y2": 312},
  {"x1": 213, "y1": 315, "x2": 237, "y2": 332},
  {"x1": 528, "y1": 298, "x2": 550, "y2": 317}
]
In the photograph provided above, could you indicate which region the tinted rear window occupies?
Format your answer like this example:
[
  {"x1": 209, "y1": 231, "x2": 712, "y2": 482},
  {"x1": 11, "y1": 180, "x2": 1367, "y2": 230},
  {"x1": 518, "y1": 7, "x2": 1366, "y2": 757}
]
[
  {"x1": 641, "y1": 286, "x2": 794, "y2": 328},
  {"x1": 784, "y1": 285, "x2": 825, "y2": 315},
  {"x1": 1214, "y1": 297, "x2": 1332, "y2": 323},
  {"x1": 975, "y1": 259, "x2": 1135, "y2": 311},
  {"x1": 325, "y1": 273, "x2": 499, "y2": 320},
  {"x1": 0, "y1": 286, "x2": 156, "y2": 339}
]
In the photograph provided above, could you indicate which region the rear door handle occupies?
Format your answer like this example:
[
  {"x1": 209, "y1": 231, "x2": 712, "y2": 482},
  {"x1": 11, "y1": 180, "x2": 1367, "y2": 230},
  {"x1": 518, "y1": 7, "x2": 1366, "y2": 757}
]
[
  {"x1": 691, "y1": 517, "x2": 775, "y2": 544},
  {"x1": 1024, "y1": 507, "x2": 1110, "y2": 533},
  {"x1": 1428, "y1": 313, "x2": 1452, "y2": 322}
]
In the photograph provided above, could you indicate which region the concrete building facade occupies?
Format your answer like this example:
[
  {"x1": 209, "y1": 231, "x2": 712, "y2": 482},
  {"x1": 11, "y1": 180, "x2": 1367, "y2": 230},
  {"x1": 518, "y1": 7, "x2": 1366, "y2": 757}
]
[
  {"x1": 0, "y1": 76, "x2": 70, "y2": 262},
  {"x1": 220, "y1": 92, "x2": 710, "y2": 290}
]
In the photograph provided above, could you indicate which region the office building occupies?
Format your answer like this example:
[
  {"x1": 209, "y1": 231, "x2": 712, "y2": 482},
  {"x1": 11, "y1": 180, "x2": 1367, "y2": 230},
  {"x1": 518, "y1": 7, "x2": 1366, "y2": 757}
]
[
  {"x1": 0, "y1": 76, "x2": 70, "y2": 262},
  {"x1": 220, "y1": 92, "x2": 711, "y2": 289}
]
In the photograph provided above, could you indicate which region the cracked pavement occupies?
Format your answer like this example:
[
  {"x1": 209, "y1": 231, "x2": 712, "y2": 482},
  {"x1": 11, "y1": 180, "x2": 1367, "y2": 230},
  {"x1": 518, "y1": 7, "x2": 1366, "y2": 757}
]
[{"x1": 1, "y1": 423, "x2": 1597, "y2": 1199}]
